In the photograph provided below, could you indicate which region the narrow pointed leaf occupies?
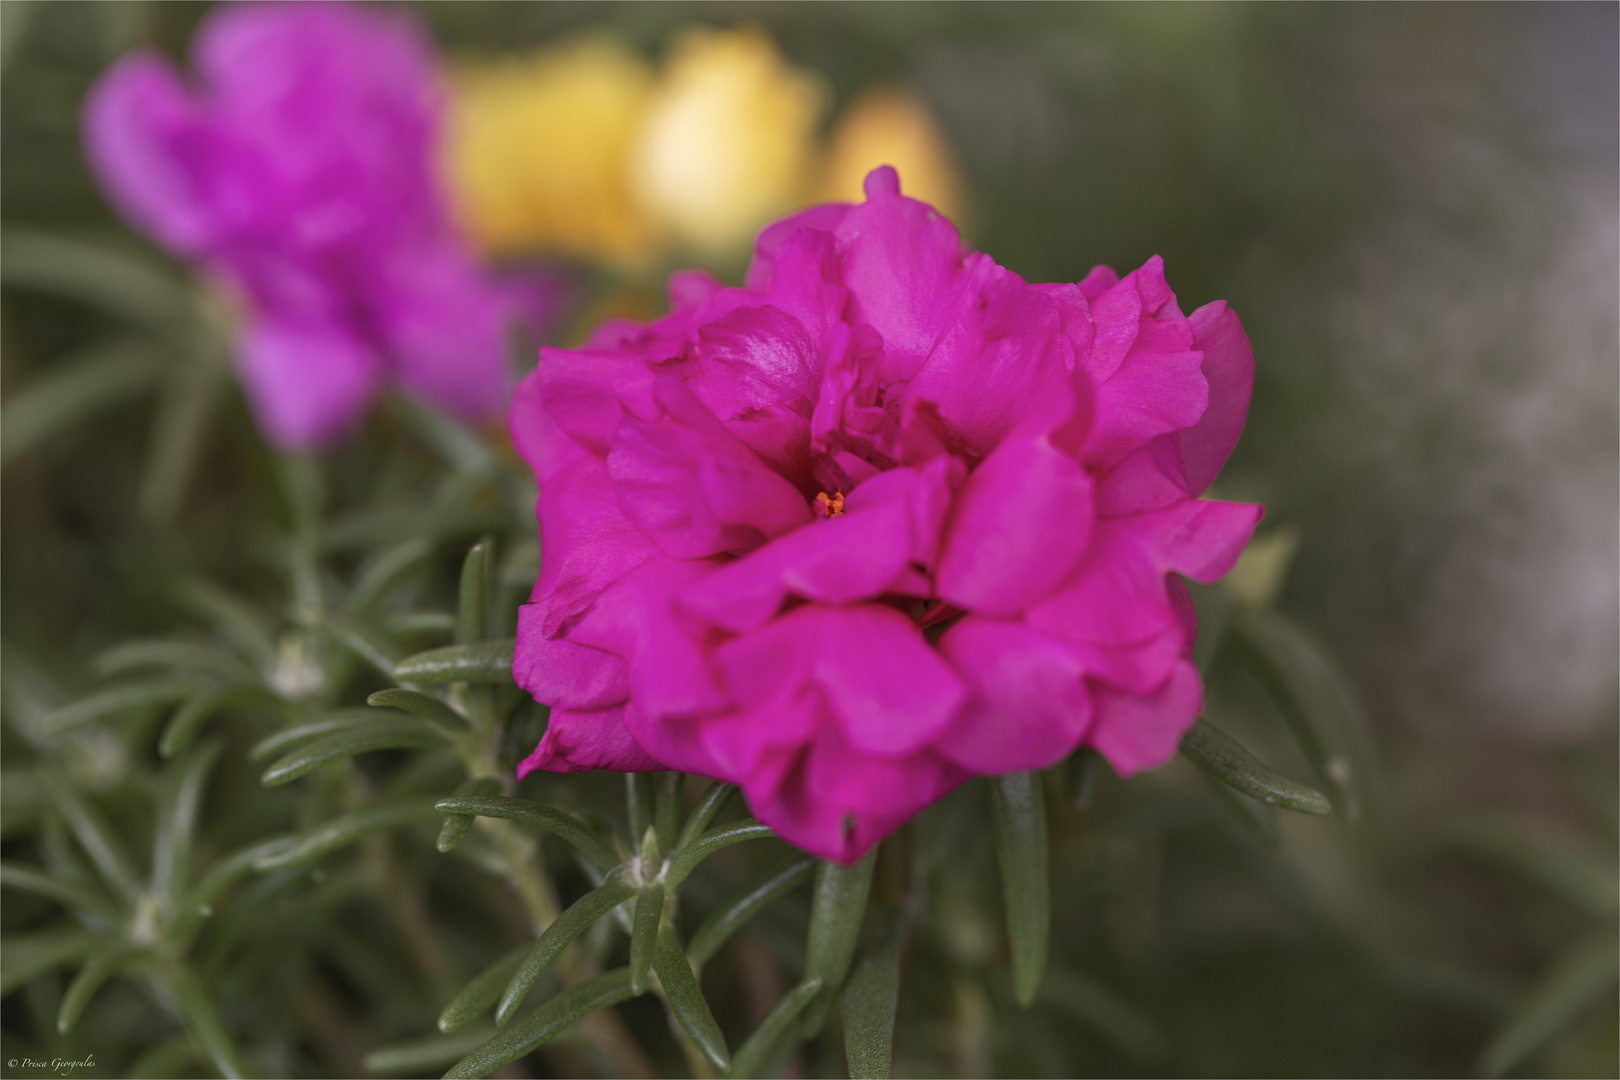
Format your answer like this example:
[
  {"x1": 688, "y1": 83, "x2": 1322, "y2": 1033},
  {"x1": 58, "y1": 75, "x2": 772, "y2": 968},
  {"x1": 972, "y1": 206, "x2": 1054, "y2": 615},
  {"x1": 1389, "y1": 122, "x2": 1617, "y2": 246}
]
[
  {"x1": 801, "y1": 850, "x2": 878, "y2": 1034},
  {"x1": 152, "y1": 740, "x2": 223, "y2": 908},
  {"x1": 437, "y1": 778, "x2": 504, "y2": 854},
  {"x1": 1481, "y1": 934, "x2": 1620, "y2": 1078},
  {"x1": 0, "y1": 863, "x2": 123, "y2": 923},
  {"x1": 58, "y1": 944, "x2": 142, "y2": 1033},
  {"x1": 1, "y1": 930, "x2": 107, "y2": 995},
  {"x1": 626, "y1": 772, "x2": 655, "y2": 844},
  {"x1": 368, "y1": 688, "x2": 469, "y2": 732},
  {"x1": 160, "y1": 686, "x2": 269, "y2": 758},
  {"x1": 0, "y1": 339, "x2": 167, "y2": 462},
  {"x1": 366, "y1": 1029, "x2": 499, "y2": 1075},
  {"x1": 1437, "y1": 817, "x2": 1619, "y2": 918},
  {"x1": 655, "y1": 772, "x2": 682, "y2": 852},
  {"x1": 0, "y1": 229, "x2": 187, "y2": 331},
  {"x1": 395, "y1": 639, "x2": 515, "y2": 684},
  {"x1": 458, "y1": 538, "x2": 494, "y2": 645},
  {"x1": 630, "y1": 881, "x2": 664, "y2": 996},
  {"x1": 989, "y1": 772, "x2": 1049, "y2": 1007},
  {"x1": 842, "y1": 910, "x2": 905, "y2": 1080},
  {"x1": 173, "y1": 580, "x2": 278, "y2": 672},
  {"x1": 320, "y1": 615, "x2": 406, "y2": 680},
  {"x1": 725, "y1": 978, "x2": 822, "y2": 1079},
  {"x1": 93, "y1": 639, "x2": 249, "y2": 682},
  {"x1": 40, "y1": 773, "x2": 144, "y2": 903},
  {"x1": 666, "y1": 819, "x2": 775, "y2": 891},
  {"x1": 439, "y1": 944, "x2": 532, "y2": 1033},
  {"x1": 677, "y1": 781, "x2": 737, "y2": 848},
  {"x1": 261, "y1": 720, "x2": 450, "y2": 787},
  {"x1": 1180, "y1": 718, "x2": 1331, "y2": 815},
  {"x1": 168, "y1": 962, "x2": 251, "y2": 1080},
  {"x1": 172, "y1": 838, "x2": 298, "y2": 940},
  {"x1": 434, "y1": 794, "x2": 619, "y2": 872},
  {"x1": 251, "y1": 801, "x2": 440, "y2": 871},
  {"x1": 654, "y1": 926, "x2": 730, "y2": 1071},
  {"x1": 37, "y1": 679, "x2": 201, "y2": 738},
  {"x1": 1228, "y1": 607, "x2": 1374, "y2": 819},
  {"x1": 247, "y1": 711, "x2": 376, "y2": 762},
  {"x1": 444, "y1": 968, "x2": 636, "y2": 1080},
  {"x1": 689, "y1": 856, "x2": 816, "y2": 966},
  {"x1": 346, "y1": 538, "x2": 433, "y2": 616},
  {"x1": 497, "y1": 879, "x2": 637, "y2": 1026}
]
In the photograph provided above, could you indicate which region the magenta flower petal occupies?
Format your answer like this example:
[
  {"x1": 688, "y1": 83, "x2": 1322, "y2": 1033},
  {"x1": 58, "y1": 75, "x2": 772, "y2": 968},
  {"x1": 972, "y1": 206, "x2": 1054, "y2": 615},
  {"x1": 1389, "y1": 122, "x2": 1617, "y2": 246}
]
[
  {"x1": 237, "y1": 319, "x2": 383, "y2": 449},
  {"x1": 1179, "y1": 300, "x2": 1256, "y2": 495},
  {"x1": 511, "y1": 166, "x2": 1261, "y2": 862},
  {"x1": 607, "y1": 377, "x2": 812, "y2": 559},
  {"x1": 83, "y1": 1, "x2": 527, "y2": 449},
  {"x1": 516, "y1": 706, "x2": 665, "y2": 779},
  {"x1": 935, "y1": 617, "x2": 1094, "y2": 773},
  {"x1": 936, "y1": 375, "x2": 1097, "y2": 616},
  {"x1": 1087, "y1": 659, "x2": 1204, "y2": 776},
  {"x1": 82, "y1": 54, "x2": 217, "y2": 253},
  {"x1": 835, "y1": 166, "x2": 969, "y2": 384}
]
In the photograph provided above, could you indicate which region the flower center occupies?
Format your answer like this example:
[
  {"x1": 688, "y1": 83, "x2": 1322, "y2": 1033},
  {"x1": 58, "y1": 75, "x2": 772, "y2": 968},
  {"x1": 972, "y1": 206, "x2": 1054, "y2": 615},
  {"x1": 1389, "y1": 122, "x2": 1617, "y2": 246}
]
[{"x1": 813, "y1": 490, "x2": 845, "y2": 518}]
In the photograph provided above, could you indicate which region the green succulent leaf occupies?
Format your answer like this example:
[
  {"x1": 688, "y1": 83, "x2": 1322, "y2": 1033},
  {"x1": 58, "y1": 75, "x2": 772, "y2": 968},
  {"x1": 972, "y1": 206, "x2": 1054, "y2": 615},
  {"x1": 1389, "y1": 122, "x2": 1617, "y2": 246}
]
[
  {"x1": 367, "y1": 688, "x2": 470, "y2": 732},
  {"x1": 654, "y1": 926, "x2": 730, "y2": 1071},
  {"x1": 665, "y1": 819, "x2": 775, "y2": 891},
  {"x1": 497, "y1": 878, "x2": 636, "y2": 1026},
  {"x1": 432, "y1": 794, "x2": 619, "y2": 871},
  {"x1": 677, "y1": 781, "x2": 737, "y2": 848},
  {"x1": 841, "y1": 909, "x2": 906, "y2": 1080},
  {"x1": 1480, "y1": 934, "x2": 1619, "y2": 1079},
  {"x1": 629, "y1": 881, "x2": 664, "y2": 995},
  {"x1": 58, "y1": 943, "x2": 143, "y2": 1033},
  {"x1": 458, "y1": 538, "x2": 495, "y2": 645},
  {"x1": 989, "y1": 772, "x2": 1050, "y2": 1007},
  {"x1": 37, "y1": 679, "x2": 203, "y2": 739},
  {"x1": 0, "y1": 339, "x2": 168, "y2": 463},
  {"x1": 1179, "y1": 718, "x2": 1333, "y2": 816},
  {"x1": 251, "y1": 801, "x2": 441, "y2": 872},
  {"x1": 801, "y1": 850, "x2": 877, "y2": 1035},
  {"x1": 439, "y1": 944, "x2": 533, "y2": 1034},
  {"x1": 260, "y1": 720, "x2": 451, "y2": 787},
  {"x1": 688, "y1": 856, "x2": 816, "y2": 967},
  {"x1": 444, "y1": 968, "x2": 636, "y2": 1080},
  {"x1": 394, "y1": 639, "x2": 515, "y2": 684},
  {"x1": 725, "y1": 977, "x2": 822, "y2": 1080},
  {"x1": 1228, "y1": 607, "x2": 1373, "y2": 819}
]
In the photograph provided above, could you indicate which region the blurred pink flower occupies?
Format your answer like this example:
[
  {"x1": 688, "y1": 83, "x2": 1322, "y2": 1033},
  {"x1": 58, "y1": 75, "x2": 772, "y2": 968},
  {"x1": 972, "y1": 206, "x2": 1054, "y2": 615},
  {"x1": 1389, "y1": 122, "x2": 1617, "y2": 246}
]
[
  {"x1": 83, "y1": 1, "x2": 547, "y2": 449},
  {"x1": 511, "y1": 166, "x2": 1261, "y2": 861}
]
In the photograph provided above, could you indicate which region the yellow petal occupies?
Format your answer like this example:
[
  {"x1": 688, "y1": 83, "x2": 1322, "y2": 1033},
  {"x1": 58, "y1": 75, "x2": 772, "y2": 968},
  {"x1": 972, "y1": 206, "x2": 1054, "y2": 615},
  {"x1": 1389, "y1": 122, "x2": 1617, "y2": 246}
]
[
  {"x1": 822, "y1": 88, "x2": 965, "y2": 224},
  {"x1": 443, "y1": 38, "x2": 661, "y2": 267},
  {"x1": 632, "y1": 26, "x2": 826, "y2": 257}
]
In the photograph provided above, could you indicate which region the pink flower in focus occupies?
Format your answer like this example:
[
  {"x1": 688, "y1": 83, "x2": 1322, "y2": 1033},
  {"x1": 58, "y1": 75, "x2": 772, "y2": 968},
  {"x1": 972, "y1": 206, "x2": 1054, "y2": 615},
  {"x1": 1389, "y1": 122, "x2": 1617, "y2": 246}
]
[
  {"x1": 511, "y1": 167, "x2": 1262, "y2": 862},
  {"x1": 82, "y1": 2, "x2": 547, "y2": 449}
]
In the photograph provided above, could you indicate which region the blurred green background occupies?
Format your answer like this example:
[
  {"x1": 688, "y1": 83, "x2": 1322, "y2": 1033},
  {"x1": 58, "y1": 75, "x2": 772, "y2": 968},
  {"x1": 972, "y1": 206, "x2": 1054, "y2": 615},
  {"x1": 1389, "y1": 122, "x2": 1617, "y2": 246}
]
[{"x1": 2, "y1": 3, "x2": 1615, "y2": 1078}]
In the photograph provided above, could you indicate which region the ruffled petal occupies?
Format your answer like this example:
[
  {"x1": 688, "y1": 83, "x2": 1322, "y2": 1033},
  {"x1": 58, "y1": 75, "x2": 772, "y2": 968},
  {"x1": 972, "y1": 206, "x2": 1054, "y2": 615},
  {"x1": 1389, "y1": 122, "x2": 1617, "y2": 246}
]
[
  {"x1": 1180, "y1": 300, "x2": 1255, "y2": 495},
  {"x1": 1087, "y1": 659, "x2": 1202, "y2": 776},
  {"x1": 607, "y1": 377, "x2": 812, "y2": 560},
  {"x1": 82, "y1": 53, "x2": 218, "y2": 253},
  {"x1": 236, "y1": 317, "x2": 382, "y2": 449},
  {"x1": 516, "y1": 706, "x2": 665, "y2": 778},
  {"x1": 935, "y1": 617, "x2": 1093, "y2": 773}
]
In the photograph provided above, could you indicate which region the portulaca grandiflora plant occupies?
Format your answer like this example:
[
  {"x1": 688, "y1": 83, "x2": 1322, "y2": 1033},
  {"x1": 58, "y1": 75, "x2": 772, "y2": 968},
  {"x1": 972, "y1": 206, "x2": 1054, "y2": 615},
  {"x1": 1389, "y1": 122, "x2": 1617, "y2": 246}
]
[{"x1": 8, "y1": 5, "x2": 1611, "y2": 1080}]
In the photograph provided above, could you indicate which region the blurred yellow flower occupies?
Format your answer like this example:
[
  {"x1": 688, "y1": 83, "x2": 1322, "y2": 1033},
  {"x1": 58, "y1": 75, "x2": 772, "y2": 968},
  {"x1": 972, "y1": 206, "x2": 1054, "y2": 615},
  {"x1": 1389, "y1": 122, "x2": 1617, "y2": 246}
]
[
  {"x1": 631, "y1": 26, "x2": 826, "y2": 257},
  {"x1": 822, "y1": 87, "x2": 965, "y2": 224},
  {"x1": 443, "y1": 38, "x2": 659, "y2": 266}
]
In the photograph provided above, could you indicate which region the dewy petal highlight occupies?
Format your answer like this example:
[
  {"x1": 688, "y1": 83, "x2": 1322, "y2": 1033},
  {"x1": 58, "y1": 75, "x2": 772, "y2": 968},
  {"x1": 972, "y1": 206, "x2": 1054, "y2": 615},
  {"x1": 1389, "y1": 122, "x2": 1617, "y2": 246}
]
[{"x1": 511, "y1": 164, "x2": 1262, "y2": 862}]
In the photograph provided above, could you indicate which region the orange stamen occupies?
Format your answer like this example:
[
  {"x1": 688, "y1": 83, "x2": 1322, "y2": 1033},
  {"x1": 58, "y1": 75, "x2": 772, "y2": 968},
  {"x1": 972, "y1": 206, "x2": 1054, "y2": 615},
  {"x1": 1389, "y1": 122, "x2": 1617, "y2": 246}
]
[{"x1": 813, "y1": 490, "x2": 845, "y2": 518}]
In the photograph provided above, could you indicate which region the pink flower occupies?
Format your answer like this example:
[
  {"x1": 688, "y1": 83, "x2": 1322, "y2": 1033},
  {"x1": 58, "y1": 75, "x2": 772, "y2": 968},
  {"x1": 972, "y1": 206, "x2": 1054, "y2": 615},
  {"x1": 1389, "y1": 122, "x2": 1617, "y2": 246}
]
[
  {"x1": 82, "y1": 1, "x2": 547, "y2": 449},
  {"x1": 511, "y1": 167, "x2": 1261, "y2": 862}
]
